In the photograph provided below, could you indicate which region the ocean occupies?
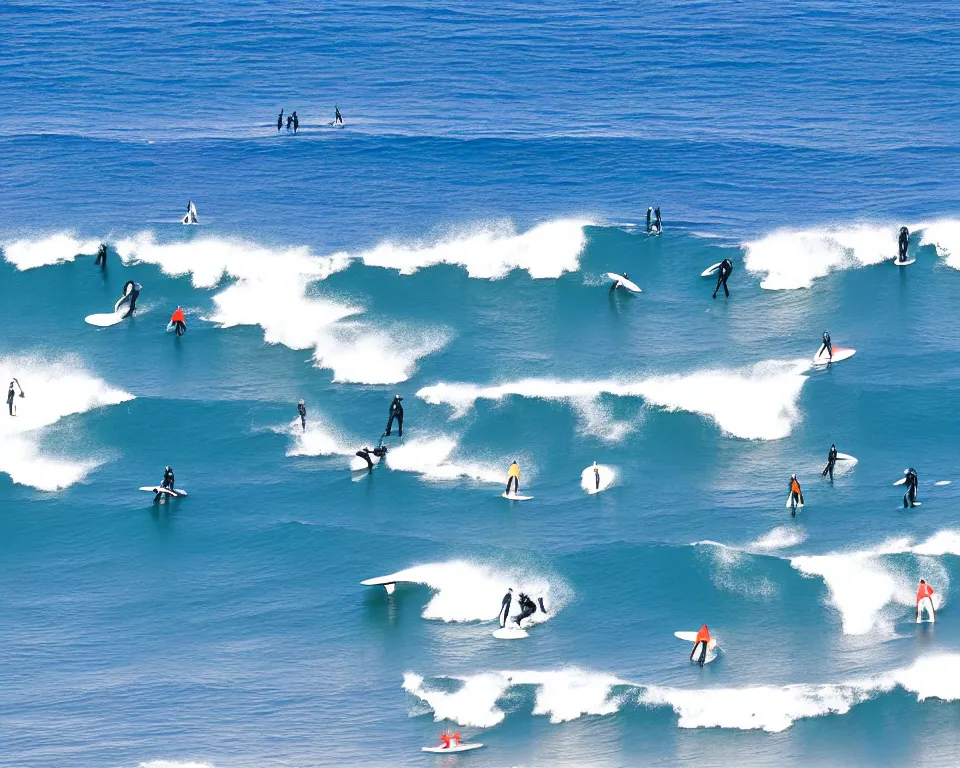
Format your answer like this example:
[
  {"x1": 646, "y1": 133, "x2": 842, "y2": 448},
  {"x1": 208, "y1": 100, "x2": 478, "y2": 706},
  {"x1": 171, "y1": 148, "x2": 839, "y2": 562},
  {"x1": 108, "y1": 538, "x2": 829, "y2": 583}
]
[{"x1": 3, "y1": 1, "x2": 960, "y2": 766}]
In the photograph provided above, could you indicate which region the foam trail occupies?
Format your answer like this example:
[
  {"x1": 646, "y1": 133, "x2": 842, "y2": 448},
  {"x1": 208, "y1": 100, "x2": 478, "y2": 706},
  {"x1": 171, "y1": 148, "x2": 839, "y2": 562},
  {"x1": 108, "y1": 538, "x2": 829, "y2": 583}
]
[
  {"x1": 744, "y1": 225, "x2": 896, "y2": 290},
  {"x1": 417, "y1": 360, "x2": 810, "y2": 441},
  {"x1": 580, "y1": 464, "x2": 617, "y2": 494},
  {"x1": 0, "y1": 355, "x2": 133, "y2": 490},
  {"x1": 385, "y1": 437, "x2": 506, "y2": 484},
  {"x1": 356, "y1": 219, "x2": 593, "y2": 279},
  {"x1": 115, "y1": 233, "x2": 449, "y2": 384},
  {"x1": 2, "y1": 233, "x2": 103, "y2": 270},
  {"x1": 281, "y1": 419, "x2": 354, "y2": 458},
  {"x1": 362, "y1": 560, "x2": 569, "y2": 623},
  {"x1": 407, "y1": 654, "x2": 960, "y2": 732},
  {"x1": 749, "y1": 526, "x2": 808, "y2": 551},
  {"x1": 919, "y1": 219, "x2": 960, "y2": 268}
]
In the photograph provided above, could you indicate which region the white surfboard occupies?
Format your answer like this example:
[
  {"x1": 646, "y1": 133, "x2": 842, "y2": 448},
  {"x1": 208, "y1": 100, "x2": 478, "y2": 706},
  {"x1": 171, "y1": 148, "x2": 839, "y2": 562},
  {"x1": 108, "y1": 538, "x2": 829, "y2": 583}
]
[
  {"x1": 701, "y1": 262, "x2": 723, "y2": 277},
  {"x1": 893, "y1": 477, "x2": 907, "y2": 486},
  {"x1": 823, "y1": 452, "x2": 858, "y2": 475},
  {"x1": 503, "y1": 492, "x2": 534, "y2": 501},
  {"x1": 360, "y1": 576, "x2": 398, "y2": 595},
  {"x1": 606, "y1": 272, "x2": 642, "y2": 293},
  {"x1": 182, "y1": 202, "x2": 198, "y2": 225},
  {"x1": 422, "y1": 743, "x2": 483, "y2": 754},
  {"x1": 812, "y1": 346, "x2": 856, "y2": 366},
  {"x1": 493, "y1": 626, "x2": 528, "y2": 639},
  {"x1": 85, "y1": 311, "x2": 127, "y2": 327},
  {"x1": 581, "y1": 464, "x2": 614, "y2": 494},
  {"x1": 786, "y1": 492, "x2": 803, "y2": 509},
  {"x1": 674, "y1": 631, "x2": 718, "y2": 664},
  {"x1": 836, "y1": 452, "x2": 857, "y2": 464},
  {"x1": 139, "y1": 486, "x2": 188, "y2": 497},
  {"x1": 935, "y1": 480, "x2": 952, "y2": 486},
  {"x1": 895, "y1": 258, "x2": 916, "y2": 267}
]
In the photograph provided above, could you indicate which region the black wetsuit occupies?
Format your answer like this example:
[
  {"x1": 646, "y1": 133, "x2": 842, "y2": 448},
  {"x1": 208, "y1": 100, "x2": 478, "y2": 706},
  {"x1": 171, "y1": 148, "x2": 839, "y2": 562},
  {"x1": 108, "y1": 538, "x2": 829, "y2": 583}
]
[
  {"x1": 899, "y1": 227, "x2": 909, "y2": 262},
  {"x1": 117, "y1": 281, "x2": 141, "y2": 319},
  {"x1": 335, "y1": 107, "x2": 343, "y2": 125},
  {"x1": 277, "y1": 110, "x2": 283, "y2": 131},
  {"x1": 292, "y1": 112, "x2": 298, "y2": 133},
  {"x1": 514, "y1": 594, "x2": 537, "y2": 626},
  {"x1": 646, "y1": 208, "x2": 653, "y2": 233},
  {"x1": 355, "y1": 445, "x2": 387, "y2": 470},
  {"x1": 385, "y1": 396, "x2": 403, "y2": 437},
  {"x1": 904, "y1": 469, "x2": 919, "y2": 508},
  {"x1": 155, "y1": 469, "x2": 175, "y2": 502},
  {"x1": 173, "y1": 320, "x2": 186, "y2": 337},
  {"x1": 692, "y1": 640, "x2": 709, "y2": 667},
  {"x1": 95, "y1": 243, "x2": 107, "y2": 269},
  {"x1": 499, "y1": 591, "x2": 512, "y2": 627},
  {"x1": 610, "y1": 274, "x2": 628, "y2": 293},
  {"x1": 298, "y1": 402, "x2": 307, "y2": 431},
  {"x1": 286, "y1": 115, "x2": 293, "y2": 130},
  {"x1": 655, "y1": 207, "x2": 662, "y2": 232},
  {"x1": 823, "y1": 445, "x2": 838, "y2": 480},
  {"x1": 817, "y1": 332, "x2": 833, "y2": 361},
  {"x1": 6, "y1": 384, "x2": 14, "y2": 416},
  {"x1": 713, "y1": 259, "x2": 733, "y2": 298},
  {"x1": 594, "y1": 467, "x2": 600, "y2": 490}
]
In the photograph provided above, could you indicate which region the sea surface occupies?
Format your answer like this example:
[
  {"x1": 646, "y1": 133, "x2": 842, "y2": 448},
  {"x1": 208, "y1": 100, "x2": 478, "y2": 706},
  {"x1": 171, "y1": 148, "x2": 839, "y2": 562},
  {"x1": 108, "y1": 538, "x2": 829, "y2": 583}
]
[{"x1": 3, "y1": 2, "x2": 960, "y2": 766}]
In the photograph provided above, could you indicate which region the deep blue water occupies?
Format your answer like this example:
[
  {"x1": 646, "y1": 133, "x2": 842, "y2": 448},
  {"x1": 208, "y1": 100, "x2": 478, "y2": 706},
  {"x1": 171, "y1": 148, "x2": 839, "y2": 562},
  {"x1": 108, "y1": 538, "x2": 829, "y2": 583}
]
[{"x1": 3, "y1": 2, "x2": 960, "y2": 767}]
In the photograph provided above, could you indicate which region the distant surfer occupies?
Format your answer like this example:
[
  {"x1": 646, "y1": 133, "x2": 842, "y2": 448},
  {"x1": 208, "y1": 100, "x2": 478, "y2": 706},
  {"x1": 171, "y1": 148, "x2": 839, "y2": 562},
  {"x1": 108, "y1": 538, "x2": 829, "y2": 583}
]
[
  {"x1": 385, "y1": 395, "x2": 404, "y2": 438},
  {"x1": 506, "y1": 460, "x2": 521, "y2": 496},
  {"x1": 690, "y1": 624, "x2": 711, "y2": 667},
  {"x1": 513, "y1": 592, "x2": 537, "y2": 626},
  {"x1": 168, "y1": 306, "x2": 186, "y2": 337},
  {"x1": 822, "y1": 443, "x2": 838, "y2": 481},
  {"x1": 916, "y1": 579, "x2": 936, "y2": 622},
  {"x1": 903, "y1": 467, "x2": 919, "y2": 508},
  {"x1": 292, "y1": 111, "x2": 299, "y2": 133},
  {"x1": 593, "y1": 461, "x2": 600, "y2": 490},
  {"x1": 499, "y1": 588, "x2": 513, "y2": 627},
  {"x1": 646, "y1": 207, "x2": 653, "y2": 233},
  {"x1": 816, "y1": 330, "x2": 833, "y2": 362},
  {"x1": 155, "y1": 465, "x2": 175, "y2": 503},
  {"x1": 95, "y1": 243, "x2": 107, "y2": 269},
  {"x1": 277, "y1": 109, "x2": 283, "y2": 132},
  {"x1": 355, "y1": 444, "x2": 387, "y2": 470},
  {"x1": 789, "y1": 474, "x2": 804, "y2": 516},
  {"x1": 183, "y1": 200, "x2": 198, "y2": 225},
  {"x1": 654, "y1": 207, "x2": 662, "y2": 233},
  {"x1": 116, "y1": 280, "x2": 141, "y2": 318},
  {"x1": 297, "y1": 399, "x2": 307, "y2": 431},
  {"x1": 712, "y1": 258, "x2": 733, "y2": 299},
  {"x1": 7, "y1": 378, "x2": 24, "y2": 416},
  {"x1": 898, "y1": 226, "x2": 910, "y2": 263},
  {"x1": 609, "y1": 272, "x2": 629, "y2": 293},
  {"x1": 286, "y1": 114, "x2": 293, "y2": 131},
  {"x1": 334, "y1": 105, "x2": 343, "y2": 126}
]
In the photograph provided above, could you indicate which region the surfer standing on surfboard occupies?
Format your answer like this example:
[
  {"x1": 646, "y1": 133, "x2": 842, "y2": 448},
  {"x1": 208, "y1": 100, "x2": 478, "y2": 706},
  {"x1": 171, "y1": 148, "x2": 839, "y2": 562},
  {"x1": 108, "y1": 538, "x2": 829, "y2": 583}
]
[
  {"x1": 916, "y1": 579, "x2": 936, "y2": 622},
  {"x1": 506, "y1": 461, "x2": 521, "y2": 495},
  {"x1": 816, "y1": 331, "x2": 833, "y2": 362},
  {"x1": 899, "y1": 227, "x2": 910, "y2": 263},
  {"x1": 385, "y1": 395, "x2": 403, "y2": 438},
  {"x1": 297, "y1": 399, "x2": 306, "y2": 431},
  {"x1": 499, "y1": 588, "x2": 512, "y2": 627}
]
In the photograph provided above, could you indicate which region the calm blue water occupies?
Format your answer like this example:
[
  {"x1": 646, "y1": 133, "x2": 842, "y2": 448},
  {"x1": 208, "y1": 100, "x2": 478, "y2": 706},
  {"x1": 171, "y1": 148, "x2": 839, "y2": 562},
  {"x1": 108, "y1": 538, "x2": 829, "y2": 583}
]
[{"x1": 4, "y1": 2, "x2": 960, "y2": 767}]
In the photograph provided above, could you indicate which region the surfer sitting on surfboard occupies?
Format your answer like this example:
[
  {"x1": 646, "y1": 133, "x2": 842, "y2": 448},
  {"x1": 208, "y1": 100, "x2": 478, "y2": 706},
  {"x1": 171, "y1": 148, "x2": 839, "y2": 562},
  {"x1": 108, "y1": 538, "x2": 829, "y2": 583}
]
[
  {"x1": 816, "y1": 331, "x2": 833, "y2": 363},
  {"x1": 690, "y1": 625, "x2": 711, "y2": 667},
  {"x1": 916, "y1": 579, "x2": 936, "y2": 622},
  {"x1": 713, "y1": 258, "x2": 733, "y2": 299},
  {"x1": 789, "y1": 474, "x2": 804, "y2": 516},
  {"x1": 899, "y1": 226, "x2": 910, "y2": 263},
  {"x1": 506, "y1": 461, "x2": 521, "y2": 495},
  {"x1": 903, "y1": 468, "x2": 919, "y2": 508},
  {"x1": 154, "y1": 466, "x2": 175, "y2": 503},
  {"x1": 822, "y1": 443, "x2": 839, "y2": 481}
]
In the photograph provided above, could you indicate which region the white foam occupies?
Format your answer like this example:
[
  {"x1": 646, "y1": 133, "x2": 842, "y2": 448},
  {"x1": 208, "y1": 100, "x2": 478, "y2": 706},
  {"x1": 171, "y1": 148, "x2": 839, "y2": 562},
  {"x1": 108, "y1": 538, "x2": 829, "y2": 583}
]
[
  {"x1": 384, "y1": 437, "x2": 506, "y2": 484},
  {"x1": 2, "y1": 233, "x2": 103, "y2": 270},
  {"x1": 749, "y1": 526, "x2": 808, "y2": 551},
  {"x1": 580, "y1": 464, "x2": 617, "y2": 494},
  {"x1": 0, "y1": 355, "x2": 133, "y2": 490},
  {"x1": 364, "y1": 560, "x2": 568, "y2": 623},
  {"x1": 918, "y1": 219, "x2": 960, "y2": 268},
  {"x1": 356, "y1": 219, "x2": 593, "y2": 279},
  {"x1": 744, "y1": 225, "x2": 897, "y2": 290},
  {"x1": 114, "y1": 233, "x2": 448, "y2": 384},
  {"x1": 408, "y1": 654, "x2": 960, "y2": 733},
  {"x1": 282, "y1": 418, "x2": 353, "y2": 458},
  {"x1": 417, "y1": 360, "x2": 810, "y2": 441}
]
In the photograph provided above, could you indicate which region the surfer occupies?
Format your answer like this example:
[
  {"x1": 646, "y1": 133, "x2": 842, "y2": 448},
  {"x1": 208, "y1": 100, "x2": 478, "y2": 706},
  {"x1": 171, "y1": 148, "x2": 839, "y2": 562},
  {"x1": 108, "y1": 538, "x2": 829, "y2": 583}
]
[
  {"x1": 385, "y1": 395, "x2": 404, "y2": 438},
  {"x1": 903, "y1": 467, "x2": 919, "y2": 508},
  {"x1": 506, "y1": 460, "x2": 521, "y2": 495},
  {"x1": 286, "y1": 114, "x2": 293, "y2": 131},
  {"x1": 712, "y1": 258, "x2": 733, "y2": 299},
  {"x1": 654, "y1": 207, "x2": 662, "y2": 233},
  {"x1": 355, "y1": 444, "x2": 387, "y2": 470},
  {"x1": 822, "y1": 443, "x2": 838, "y2": 481},
  {"x1": 499, "y1": 588, "x2": 513, "y2": 627},
  {"x1": 334, "y1": 105, "x2": 343, "y2": 125},
  {"x1": 292, "y1": 111, "x2": 299, "y2": 133},
  {"x1": 690, "y1": 624, "x2": 711, "y2": 667},
  {"x1": 95, "y1": 243, "x2": 107, "y2": 269},
  {"x1": 609, "y1": 272, "x2": 629, "y2": 293},
  {"x1": 169, "y1": 306, "x2": 186, "y2": 337},
  {"x1": 436, "y1": 731, "x2": 461, "y2": 749},
  {"x1": 816, "y1": 331, "x2": 833, "y2": 362},
  {"x1": 277, "y1": 109, "x2": 283, "y2": 131},
  {"x1": 116, "y1": 280, "x2": 141, "y2": 318},
  {"x1": 593, "y1": 461, "x2": 600, "y2": 490},
  {"x1": 646, "y1": 207, "x2": 653, "y2": 233},
  {"x1": 7, "y1": 378, "x2": 24, "y2": 416},
  {"x1": 297, "y1": 399, "x2": 307, "y2": 431},
  {"x1": 789, "y1": 474, "x2": 804, "y2": 516},
  {"x1": 898, "y1": 226, "x2": 910, "y2": 263},
  {"x1": 513, "y1": 592, "x2": 537, "y2": 626},
  {"x1": 916, "y1": 579, "x2": 936, "y2": 622},
  {"x1": 154, "y1": 466, "x2": 175, "y2": 503},
  {"x1": 183, "y1": 200, "x2": 198, "y2": 225}
]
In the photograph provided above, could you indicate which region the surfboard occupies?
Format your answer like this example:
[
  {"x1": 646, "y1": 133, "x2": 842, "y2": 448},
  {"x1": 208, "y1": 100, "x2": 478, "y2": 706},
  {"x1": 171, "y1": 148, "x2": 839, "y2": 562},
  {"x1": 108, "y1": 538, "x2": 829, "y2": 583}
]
[
  {"x1": 581, "y1": 464, "x2": 612, "y2": 494},
  {"x1": 812, "y1": 346, "x2": 856, "y2": 366},
  {"x1": 893, "y1": 477, "x2": 907, "y2": 486},
  {"x1": 674, "y1": 631, "x2": 718, "y2": 664},
  {"x1": 503, "y1": 493, "x2": 534, "y2": 500},
  {"x1": 786, "y1": 493, "x2": 803, "y2": 509},
  {"x1": 606, "y1": 272, "x2": 642, "y2": 293},
  {"x1": 85, "y1": 311, "x2": 127, "y2": 327},
  {"x1": 139, "y1": 486, "x2": 188, "y2": 497},
  {"x1": 836, "y1": 452, "x2": 857, "y2": 463},
  {"x1": 422, "y1": 743, "x2": 483, "y2": 754},
  {"x1": 360, "y1": 576, "x2": 397, "y2": 595},
  {"x1": 182, "y1": 203, "x2": 198, "y2": 225},
  {"x1": 895, "y1": 258, "x2": 916, "y2": 267},
  {"x1": 935, "y1": 480, "x2": 952, "y2": 486},
  {"x1": 823, "y1": 452, "x2": 858, "y2": 474},
  {"x1": 701, "y1": 262, "x2": 723, "y2": 277},
  {"x1": 493, "y1": 626, "x2": 528, "y2": 639}
]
